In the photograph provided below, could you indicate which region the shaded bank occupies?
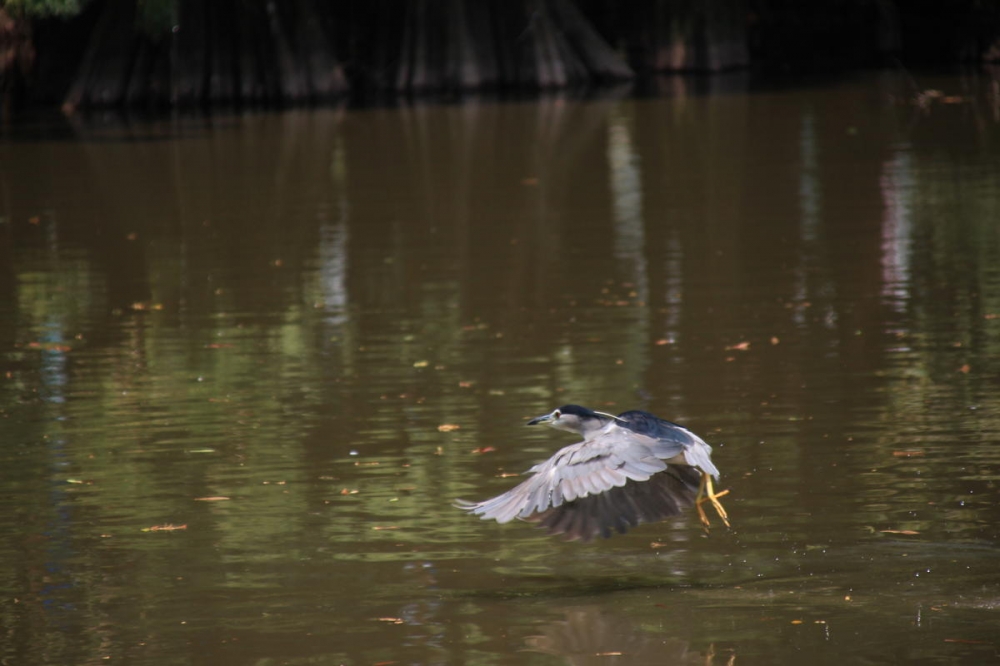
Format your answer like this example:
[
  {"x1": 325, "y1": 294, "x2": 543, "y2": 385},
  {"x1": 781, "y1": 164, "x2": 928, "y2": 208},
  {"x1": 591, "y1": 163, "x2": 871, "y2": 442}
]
[
  {"x1": 21, "y1": 0, "x2": 639, "y2": 111},
  {"x1": 2, "y1": 0, "x2": 1000, "y2": 111}
]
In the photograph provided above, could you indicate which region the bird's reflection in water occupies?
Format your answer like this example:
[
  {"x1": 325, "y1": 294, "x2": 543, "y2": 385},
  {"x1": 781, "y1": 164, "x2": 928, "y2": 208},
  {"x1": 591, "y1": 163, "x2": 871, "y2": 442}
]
[{"x1": 526, "y1": 607, "x2": 734, "y2": 666}]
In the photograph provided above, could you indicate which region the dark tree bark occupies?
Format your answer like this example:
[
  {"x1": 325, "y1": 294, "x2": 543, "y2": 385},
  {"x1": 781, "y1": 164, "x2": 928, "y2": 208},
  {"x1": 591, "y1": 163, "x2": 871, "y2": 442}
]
[
  {"x1": 295, "y1": 0, "x2": 347, "y2": 99},
  {"x1": 206, "y1": 0, "x2": 236, "y2": 103},
  {"x1": 172, "y1": 0, "x2": 207, "y2": 104},
  {"x1": 267, "y1": 2, "x2": 307, "y2": 101},
  {"x1": 235, "y1": 3, "x2": 274, "y2": 103},
  {"x1": 62, "y1": 0, "x2": 351, "y2": 109},
  {"x1": 62, "y1": 0, "x2": 138, "y2": 110},
  {"x1": 619, "y1": 0, "x2": 749, "y2": 72},
  {"x1": 358, "y1": 0, "x2": 632, "y2": 93},
  {"x1": 57, "y1": 0, "x2": 632, "y2": 109},
  {"x1": 449, "y1": 0, "x2": 489, "y2": 88},
  {"x1": 23, "y1": 0, "x2": 1000, "y2": 110},
  {"x1": 1, "y1": 8, "x2": 36, "y2": 116},
  {"x1": 547, "y1": 0, "x2": 633, "y2": 80}
]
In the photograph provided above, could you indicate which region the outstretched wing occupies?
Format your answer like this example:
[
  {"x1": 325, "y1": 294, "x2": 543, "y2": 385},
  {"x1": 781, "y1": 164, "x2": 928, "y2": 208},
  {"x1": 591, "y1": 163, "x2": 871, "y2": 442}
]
[
  {"x1": 529, "y1": 464, "x2": 702, "y2": 541},
  {"x1": 455, "y1": 425, "x2": 678, "y2": 525}
]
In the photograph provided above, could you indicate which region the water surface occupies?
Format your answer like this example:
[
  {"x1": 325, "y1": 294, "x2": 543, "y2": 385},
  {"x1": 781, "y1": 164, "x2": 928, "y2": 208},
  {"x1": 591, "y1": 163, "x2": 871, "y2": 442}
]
[{"x1": 2, "y1": 71, "x2": 999, "y2": 664}]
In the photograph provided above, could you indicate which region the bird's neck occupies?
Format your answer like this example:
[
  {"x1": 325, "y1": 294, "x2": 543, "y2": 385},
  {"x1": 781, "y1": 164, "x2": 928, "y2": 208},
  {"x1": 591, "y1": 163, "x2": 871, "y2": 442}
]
[{"x1": 580, "y1": 419, "x2": 614, "y2": 441}]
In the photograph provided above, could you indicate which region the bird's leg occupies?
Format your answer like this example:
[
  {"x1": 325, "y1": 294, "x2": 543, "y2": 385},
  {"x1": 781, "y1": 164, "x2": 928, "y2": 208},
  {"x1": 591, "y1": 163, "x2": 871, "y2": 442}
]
[
  {"x1": 695, "y1": 473, "x2": 731, "y2": 528},
  {"x1": 695, "y1": 473, "x2": 710, "y2": 528}
]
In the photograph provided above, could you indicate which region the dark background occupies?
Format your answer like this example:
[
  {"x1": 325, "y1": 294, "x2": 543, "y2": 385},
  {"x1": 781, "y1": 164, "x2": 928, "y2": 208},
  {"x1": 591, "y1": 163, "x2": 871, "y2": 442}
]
[{"x1": 3, "y1": 0, "x2": 1000, "y2": 112}]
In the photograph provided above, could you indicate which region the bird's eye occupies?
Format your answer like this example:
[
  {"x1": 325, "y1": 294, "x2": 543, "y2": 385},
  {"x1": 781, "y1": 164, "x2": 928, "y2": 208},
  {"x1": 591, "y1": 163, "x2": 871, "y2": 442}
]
[{"x1": 553, "y1": 410, "x2": 561, "y2": 418}]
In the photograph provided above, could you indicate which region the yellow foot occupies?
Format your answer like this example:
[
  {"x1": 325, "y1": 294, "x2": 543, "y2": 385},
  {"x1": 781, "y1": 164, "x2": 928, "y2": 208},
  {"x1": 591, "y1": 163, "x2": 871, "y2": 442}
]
[
  {"x1": 695, "y1": 473, "x2": 731, "y2": 529},
  {"x1": 698, "y1": 488, "x2": 730, "y2": 526}
]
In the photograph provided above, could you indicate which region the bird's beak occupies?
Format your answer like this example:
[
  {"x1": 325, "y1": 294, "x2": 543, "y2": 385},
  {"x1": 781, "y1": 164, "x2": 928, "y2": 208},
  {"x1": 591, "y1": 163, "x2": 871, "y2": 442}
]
[{"x1": 526, "y1": 412, "x2": 553, "y2": 426}]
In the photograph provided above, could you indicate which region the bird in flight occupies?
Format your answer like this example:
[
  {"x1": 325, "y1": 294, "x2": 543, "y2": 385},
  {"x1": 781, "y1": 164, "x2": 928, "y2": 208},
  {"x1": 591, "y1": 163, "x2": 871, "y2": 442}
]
[{"x1": 456, "y1": 405, "x2": 730, "y2": 541}]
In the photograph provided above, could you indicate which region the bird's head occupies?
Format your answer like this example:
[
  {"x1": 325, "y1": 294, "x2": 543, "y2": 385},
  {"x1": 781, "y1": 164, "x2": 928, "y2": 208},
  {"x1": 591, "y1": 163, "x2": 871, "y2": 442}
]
[{"x1": 526, "y1": 404, "x2": 622, "y2": 435}]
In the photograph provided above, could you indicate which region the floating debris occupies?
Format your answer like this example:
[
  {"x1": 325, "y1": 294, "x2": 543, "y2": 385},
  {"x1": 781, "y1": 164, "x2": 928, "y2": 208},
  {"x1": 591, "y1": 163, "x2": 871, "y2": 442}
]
[{"x1": 142, "y1": 524, "x2": 187, "y2": 532}]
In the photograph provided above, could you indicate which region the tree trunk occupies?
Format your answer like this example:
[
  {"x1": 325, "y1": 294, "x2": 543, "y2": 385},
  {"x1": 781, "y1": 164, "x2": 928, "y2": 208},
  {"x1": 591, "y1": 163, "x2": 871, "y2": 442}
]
[
  {"x1": 62, "y1": 0, "x2": 137, "y2": 110},
  {"x1": 548, "y1": 0, "x2": 633, "y2": 80},
  {"x1": 59, "y1": 0, "x2": 633, "y2": 109},
  {"x1": 0, "y1": 8, "x2": 35, "y2": 116},
  {"x1": 622, "y1": 0, "x2": 748, "y2": 72},
  {"x1": 206, "y1": 0, "x2": 236, "y2": 103},
  {"x1": 172, "y1": 0, "x2": 206, "y2": 104},
  {"x1": 297, "y1": 0, "x2": 347, "y2": 99}
]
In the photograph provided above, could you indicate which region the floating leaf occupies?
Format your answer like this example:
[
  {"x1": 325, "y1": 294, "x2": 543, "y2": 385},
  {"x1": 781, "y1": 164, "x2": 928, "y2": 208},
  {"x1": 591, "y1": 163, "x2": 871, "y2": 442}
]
[
  {"x1": 437, "y1": 424, "x2": 461, "y2": 432},
  {"x1": 194, "y1": 496, "x2": 230, "y2": 501},
  {"x1": 142, "y1": 524, "x2": 187, "y2": 532},
  {"x1": 27, "y1": 342, "x2": 72, "y2": 352}
]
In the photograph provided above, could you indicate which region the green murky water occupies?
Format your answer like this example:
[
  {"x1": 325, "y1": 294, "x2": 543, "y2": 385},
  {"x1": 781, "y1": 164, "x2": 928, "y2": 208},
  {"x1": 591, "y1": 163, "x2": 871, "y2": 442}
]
[{"x1": 2, "y1": 71, "x2": 999, "y2": 665}]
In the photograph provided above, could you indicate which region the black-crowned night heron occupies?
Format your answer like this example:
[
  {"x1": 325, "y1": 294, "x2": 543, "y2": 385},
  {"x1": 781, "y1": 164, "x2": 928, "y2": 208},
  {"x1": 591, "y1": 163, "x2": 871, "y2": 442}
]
[{"x1": 456, "y1": 405, "x2": 730, "y2": 541}]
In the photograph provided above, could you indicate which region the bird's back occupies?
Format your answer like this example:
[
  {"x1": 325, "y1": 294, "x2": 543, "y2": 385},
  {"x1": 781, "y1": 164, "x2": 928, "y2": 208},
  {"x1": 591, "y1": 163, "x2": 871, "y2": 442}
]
[
  {"x1": 616, "y1": 410, "x2": 694, "y2": 447},
  {"x1": 616, "y1": 410, "x2": 718, "y2": 477}
]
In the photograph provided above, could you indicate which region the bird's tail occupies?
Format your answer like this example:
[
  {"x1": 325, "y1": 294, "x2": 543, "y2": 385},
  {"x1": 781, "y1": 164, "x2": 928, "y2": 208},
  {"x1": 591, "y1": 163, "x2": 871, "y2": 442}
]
[{"x1": 682, "y1": 440, "x2": 719, "y2": 478}]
